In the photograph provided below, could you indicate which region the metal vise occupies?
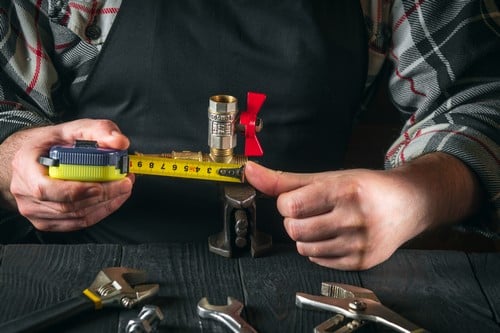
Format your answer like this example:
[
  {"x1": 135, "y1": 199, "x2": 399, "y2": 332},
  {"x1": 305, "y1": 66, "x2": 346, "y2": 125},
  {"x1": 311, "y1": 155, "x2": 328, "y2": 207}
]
[{"x1": 208, "y1": 183, "x2": 272, "y2": 258}]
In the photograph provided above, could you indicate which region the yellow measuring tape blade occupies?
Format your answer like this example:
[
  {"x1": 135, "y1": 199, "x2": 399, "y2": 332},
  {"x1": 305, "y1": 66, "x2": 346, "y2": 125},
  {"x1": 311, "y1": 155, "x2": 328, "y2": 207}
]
[{"x1": 128, "y1": 155, "x2": 244, "y2": 183}]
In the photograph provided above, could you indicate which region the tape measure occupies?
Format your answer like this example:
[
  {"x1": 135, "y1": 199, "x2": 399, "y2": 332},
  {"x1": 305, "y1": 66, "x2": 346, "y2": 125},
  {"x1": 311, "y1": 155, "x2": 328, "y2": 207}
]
[
  {"x1": 128, "y1": 155, "x2": 244, "y2": 183},
  {"x1": 39, "y1": 140, "x2": 244, "y2": 183}
]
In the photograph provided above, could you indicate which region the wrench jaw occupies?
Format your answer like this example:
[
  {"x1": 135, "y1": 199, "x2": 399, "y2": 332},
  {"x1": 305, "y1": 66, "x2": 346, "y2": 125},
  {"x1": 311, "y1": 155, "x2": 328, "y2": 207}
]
[
  {"x1": 87, "y1": 267, "x2": 160, "y2": 309},
  {"x1": 198, "y1": 297, "x2": 244, "y2": 316},
  {"x1": 321, "y1": 282, "x2": 380, "y2": 302},
  {"x1": 197, "y1": 297, "x2": 258, "y2": 333},
  {"x1": 313, "y1": 314, "x2": 365, "y2": 333},
  {"x1": 127, "y1": 284, "x2": 161, "y2": 308},
  {"x1": 296, "y1": 283, "x2": 429, "y2": 333},
  {"x1": 197, "y1": 297, "x2": 243, "y2": 332}
]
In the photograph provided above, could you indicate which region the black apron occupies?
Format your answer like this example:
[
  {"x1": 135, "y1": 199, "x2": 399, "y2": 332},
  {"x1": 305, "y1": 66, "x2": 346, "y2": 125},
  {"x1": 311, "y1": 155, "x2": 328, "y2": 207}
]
[{"x1": 50, "y1": 0, "x2": 367, "y2": 243}]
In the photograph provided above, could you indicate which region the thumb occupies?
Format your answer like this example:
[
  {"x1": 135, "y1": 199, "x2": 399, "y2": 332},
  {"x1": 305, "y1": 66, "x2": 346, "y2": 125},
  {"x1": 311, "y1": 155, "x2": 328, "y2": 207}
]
[
  {"x1": 244, "y1": 161, "x2": 314, "y2": 197},
  {"x1": 57, "y1": 119, "x2": 130, "y2": 150}
]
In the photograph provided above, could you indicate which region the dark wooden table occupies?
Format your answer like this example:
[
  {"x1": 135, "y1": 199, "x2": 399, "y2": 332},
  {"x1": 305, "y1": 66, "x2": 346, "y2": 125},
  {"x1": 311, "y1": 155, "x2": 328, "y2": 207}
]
[{"x1": 0, "y1": 243, "x2": 499, "y2": 332}]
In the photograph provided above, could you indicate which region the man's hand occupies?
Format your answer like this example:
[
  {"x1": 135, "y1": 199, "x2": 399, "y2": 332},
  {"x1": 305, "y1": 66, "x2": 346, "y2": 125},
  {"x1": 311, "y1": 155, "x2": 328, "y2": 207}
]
[
  {"x1": 245, "y1": 153, "x2": 481, "y2": 270},
  {"x1": 0, "y1": 119, "x2": 134, "y2": 232}
]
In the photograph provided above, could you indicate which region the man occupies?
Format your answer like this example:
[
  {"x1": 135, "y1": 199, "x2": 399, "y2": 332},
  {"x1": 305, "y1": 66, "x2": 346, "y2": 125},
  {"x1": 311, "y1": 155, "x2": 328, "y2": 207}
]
[{"x1": 0, "y1": 0, "x2": 498, "y2": 270}]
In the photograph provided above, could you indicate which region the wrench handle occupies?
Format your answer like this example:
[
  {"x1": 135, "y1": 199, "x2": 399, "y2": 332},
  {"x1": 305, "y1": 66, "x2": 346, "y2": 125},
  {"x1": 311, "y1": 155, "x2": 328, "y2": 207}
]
[{"x1": 0, "y1": 294, "x2": 95, "y2": 333}]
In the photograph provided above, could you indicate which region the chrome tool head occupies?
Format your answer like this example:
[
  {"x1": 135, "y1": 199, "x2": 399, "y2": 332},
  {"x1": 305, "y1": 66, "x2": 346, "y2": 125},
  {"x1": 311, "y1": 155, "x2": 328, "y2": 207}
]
[{"x1": 87, "y1": 267, "x2": 159, "y2": 309}]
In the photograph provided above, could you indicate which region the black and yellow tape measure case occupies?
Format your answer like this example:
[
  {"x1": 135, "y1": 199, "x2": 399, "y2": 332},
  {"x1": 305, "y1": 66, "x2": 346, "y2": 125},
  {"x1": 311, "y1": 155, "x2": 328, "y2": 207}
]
[{"x1": 39, "y1": 140, "x2": 129, "y2": 182}]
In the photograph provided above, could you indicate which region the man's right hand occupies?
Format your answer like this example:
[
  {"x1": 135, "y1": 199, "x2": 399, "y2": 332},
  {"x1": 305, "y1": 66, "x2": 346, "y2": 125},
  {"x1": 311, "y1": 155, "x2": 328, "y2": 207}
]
[{"x1": 0, "y1": 119, "x2": 134, "y2": 232}]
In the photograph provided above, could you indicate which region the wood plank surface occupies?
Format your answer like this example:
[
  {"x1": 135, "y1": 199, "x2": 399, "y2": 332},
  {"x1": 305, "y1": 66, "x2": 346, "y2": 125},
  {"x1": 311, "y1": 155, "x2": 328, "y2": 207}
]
[
  {"x1": 360, "y1": 249, "x2": 500, "y2": 332},
  {"x1": 468, "y1": 252, "x2": 500, "y2": 325},
  {"x1": 1, "y1": 244, "x2": 499, "y2": 332}
]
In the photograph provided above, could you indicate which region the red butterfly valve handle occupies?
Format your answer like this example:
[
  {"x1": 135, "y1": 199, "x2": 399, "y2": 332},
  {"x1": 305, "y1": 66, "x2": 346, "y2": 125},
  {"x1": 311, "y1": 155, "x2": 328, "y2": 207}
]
[{"x1": 238, "y1": 92, "x2": 266, "y2": 157}]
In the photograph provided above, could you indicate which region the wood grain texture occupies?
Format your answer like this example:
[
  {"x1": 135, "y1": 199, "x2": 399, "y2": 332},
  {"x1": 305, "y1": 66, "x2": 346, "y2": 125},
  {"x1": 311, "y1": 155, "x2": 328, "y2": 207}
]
[
  {"x1": 468, "y1": 252, "x2": 500, "y2": 325},
  {"x1": 360, "y1": 249, "x2": 500, "y2": 332},
  {"x1": 1, "y1": 244, "x2": 499, "y2": 332}
]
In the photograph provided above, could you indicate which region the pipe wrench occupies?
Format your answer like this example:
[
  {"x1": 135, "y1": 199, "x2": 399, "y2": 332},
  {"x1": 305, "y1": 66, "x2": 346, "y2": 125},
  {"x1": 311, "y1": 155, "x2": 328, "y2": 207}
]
[
  {"x1": 296, "y1": 282, "x2": 430, "y2": 333},
  {"x1": 0, "y1": 267, "x2": 159, "y2": 333}
]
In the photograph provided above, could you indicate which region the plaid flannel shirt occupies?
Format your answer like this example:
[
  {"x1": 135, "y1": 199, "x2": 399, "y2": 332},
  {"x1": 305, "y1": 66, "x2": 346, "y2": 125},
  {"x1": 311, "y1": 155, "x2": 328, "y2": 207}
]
[{"x1": 1, "y1": 0, "x2": 499, "y2": 229}]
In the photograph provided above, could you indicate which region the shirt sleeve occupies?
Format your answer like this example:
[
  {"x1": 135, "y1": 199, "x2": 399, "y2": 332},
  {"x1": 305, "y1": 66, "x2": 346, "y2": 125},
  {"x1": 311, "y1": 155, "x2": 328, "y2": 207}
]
[
  {"x1": 384, "y1": 1, "x2": 500, "y2": 226},
  {"x1": 0, "y1": 1, "x2": 59, "y2": 143},
  {"x1": 0, "y1": 0, "x2": 121, "y2": 143}
]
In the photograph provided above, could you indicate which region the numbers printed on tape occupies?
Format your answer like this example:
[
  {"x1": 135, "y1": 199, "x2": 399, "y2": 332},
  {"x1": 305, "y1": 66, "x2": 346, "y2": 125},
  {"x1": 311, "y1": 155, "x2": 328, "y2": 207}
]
[{"x1": 128, "y1": 155, "x2": 244, "y2": 183}]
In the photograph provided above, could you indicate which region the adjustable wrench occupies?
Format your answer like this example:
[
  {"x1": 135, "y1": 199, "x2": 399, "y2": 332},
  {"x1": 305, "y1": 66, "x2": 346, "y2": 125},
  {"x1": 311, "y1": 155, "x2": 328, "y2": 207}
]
[
  {"x1": 197, "y1": 296, "x2": 258, "y2": 333},
  {"x1": 0, "y1": 267, "x2": 159, "y2": 333},
  {"x1": 296, "y1": 282, "x2": 429, "y2": 333}
]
